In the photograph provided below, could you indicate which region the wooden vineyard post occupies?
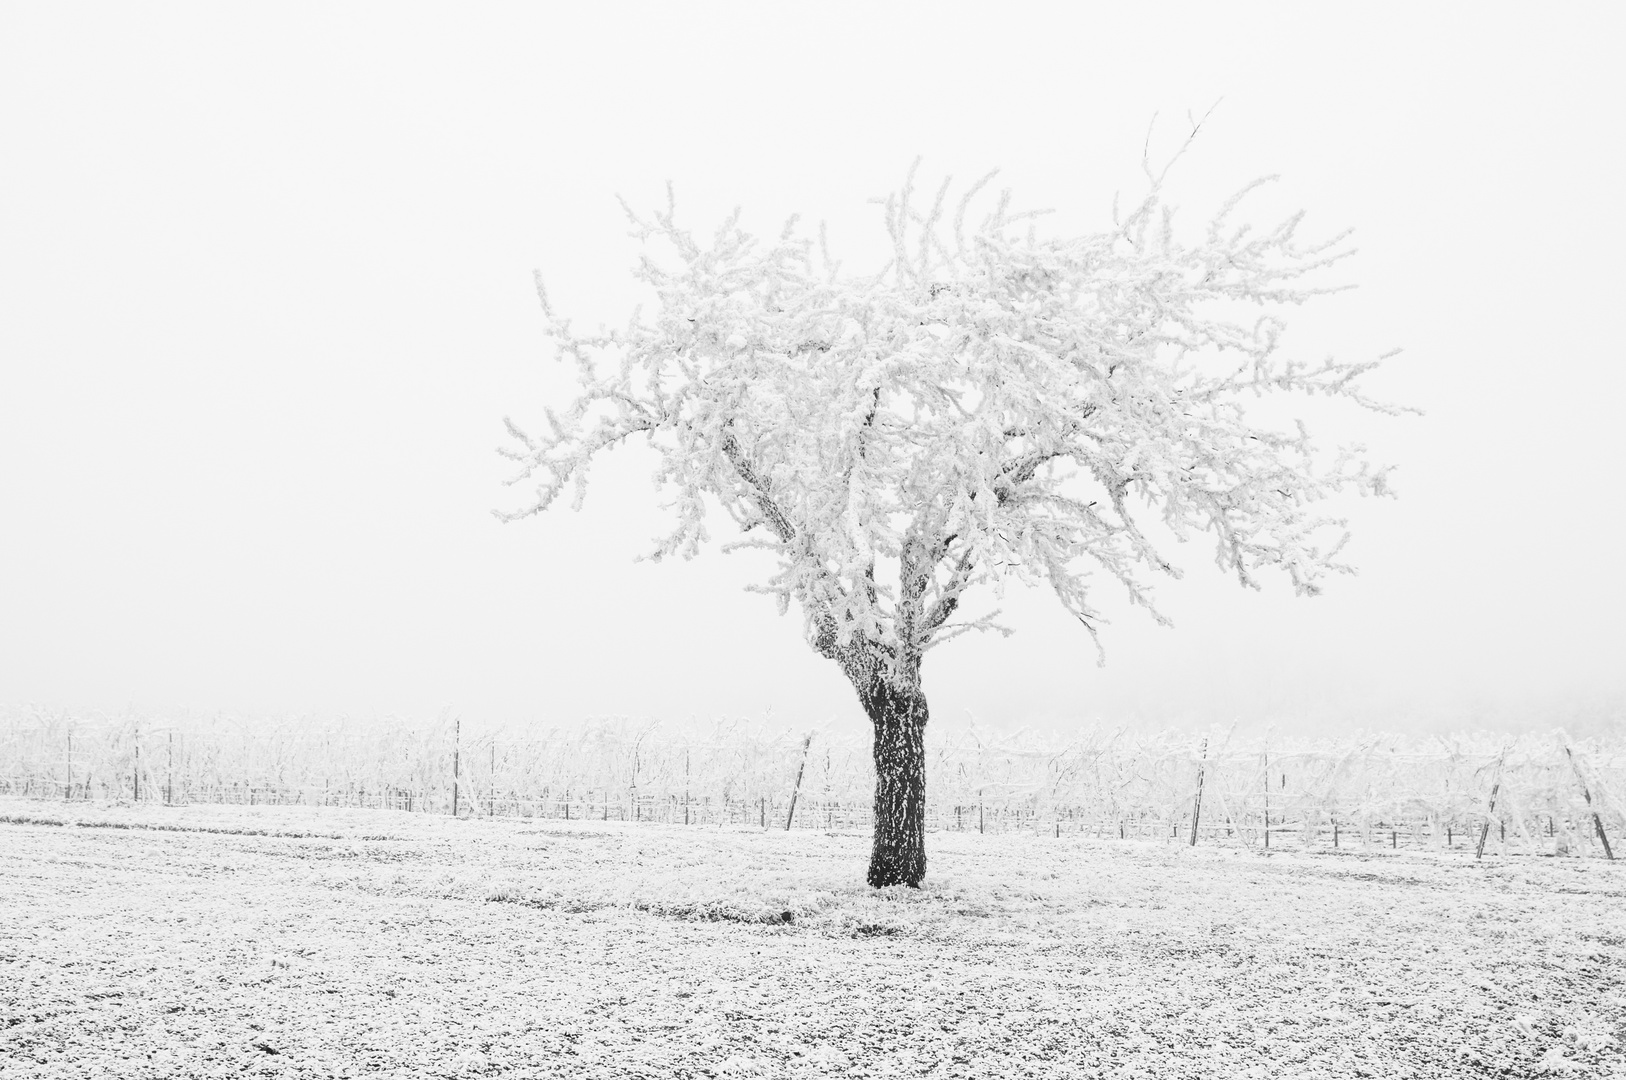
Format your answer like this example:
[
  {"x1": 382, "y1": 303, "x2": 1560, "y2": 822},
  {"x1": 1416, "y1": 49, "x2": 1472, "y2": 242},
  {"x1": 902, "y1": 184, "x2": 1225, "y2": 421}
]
[
  {"x1": 451, "y1": 718, "x2": 461, "y2": 818},
  {"x1": 490, "y1": 741, "x2": 497, "y2": 818},
  {"x1": 1476, "y1": 745, "x2": 1509, "y2": 860},
  {"x1": 1190, "y1": 738, "x2": 1208, "y2": 847},
  {"x1": 684, "y1": 750, "x2": 691, "y2": 826},
  {"x1": 166, "y1": 731, "x2": 174, "y2": 807},
  {"x1": 133, "y1": 725, "x2": 141, "y2": 802},
  {"x1": 1261, "y1": 749, "x2": 1270, "y2": 849},
  {"x1": 1563, "y1": 739, "x2": 1615, "y2": 861},
  {"x1": 784, "y1": 733, "x2": 812, "y2": 831},
  {"x1": 65, "y1": 728, "x2": 72, "y2": 801}
]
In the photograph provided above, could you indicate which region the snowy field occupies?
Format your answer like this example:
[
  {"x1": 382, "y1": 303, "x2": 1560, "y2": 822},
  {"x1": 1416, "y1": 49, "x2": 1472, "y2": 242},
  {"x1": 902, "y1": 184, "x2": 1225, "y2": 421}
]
[{"x1": 2, "y1": 797, "x2": 1623, "y2": 1079}]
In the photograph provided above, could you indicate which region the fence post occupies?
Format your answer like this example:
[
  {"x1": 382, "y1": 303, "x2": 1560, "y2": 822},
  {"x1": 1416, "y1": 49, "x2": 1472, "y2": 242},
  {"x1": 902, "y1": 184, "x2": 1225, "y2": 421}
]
[
  {"x1": 133, "y1": 725, "x2": 141, "y2": 802},
  {"x1": 65, "y1": 728, "x2": 72, "y2": 801},
  {"x1": 166, "y1": 731, "x2": 174, "y2": 806},
  {"x1": 785, "y1": 734, "x2": 813, "y2": 831},
  {"x1": 1261, "y1": 748, "x2": 1270, "y2": 849},
  {"x1": 1563, "y1": 739, "x2": 1615, "y2": 861},
  {"x1": 1189, "y1": 738, "x2": 1208, "y2": 847},
  {"x1": 451, "y1": 718, "x2": 461, "y2": 818},
  {"x1": 1477, "y1": 745, "x2": 1508, "y2": 860}
]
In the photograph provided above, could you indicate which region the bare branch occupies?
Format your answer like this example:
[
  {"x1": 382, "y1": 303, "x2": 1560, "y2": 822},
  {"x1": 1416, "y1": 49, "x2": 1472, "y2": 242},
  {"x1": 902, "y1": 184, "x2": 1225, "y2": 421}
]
[{"x1": 718, "y1": 426, "x2": 797, "y2": 545}]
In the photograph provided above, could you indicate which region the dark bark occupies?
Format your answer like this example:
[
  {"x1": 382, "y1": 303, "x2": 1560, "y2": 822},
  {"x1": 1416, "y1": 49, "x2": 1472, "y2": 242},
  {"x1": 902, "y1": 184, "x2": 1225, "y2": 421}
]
[{"x1": 860, "y1": 678, "x2": 929, "y2": 888}]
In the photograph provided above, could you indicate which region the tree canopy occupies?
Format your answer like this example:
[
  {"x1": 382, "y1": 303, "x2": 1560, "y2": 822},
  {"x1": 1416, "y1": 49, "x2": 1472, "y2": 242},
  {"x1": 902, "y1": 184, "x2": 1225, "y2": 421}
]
[{"x1": 499, "y1": 154, "x2": 1403, "y2": 695}]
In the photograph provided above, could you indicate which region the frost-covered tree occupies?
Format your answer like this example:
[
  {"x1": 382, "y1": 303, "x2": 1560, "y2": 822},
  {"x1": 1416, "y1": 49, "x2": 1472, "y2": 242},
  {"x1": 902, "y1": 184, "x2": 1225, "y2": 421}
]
[{"x1": 499, "y1": 143, "x2": 1402, "y2": 887}]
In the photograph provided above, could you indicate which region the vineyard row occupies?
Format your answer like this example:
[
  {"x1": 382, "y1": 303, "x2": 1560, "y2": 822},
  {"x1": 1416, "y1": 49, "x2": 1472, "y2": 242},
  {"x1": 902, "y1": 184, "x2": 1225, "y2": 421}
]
[{"x1": 2, "y1": 711, "x2": 1622, "y2": 859}]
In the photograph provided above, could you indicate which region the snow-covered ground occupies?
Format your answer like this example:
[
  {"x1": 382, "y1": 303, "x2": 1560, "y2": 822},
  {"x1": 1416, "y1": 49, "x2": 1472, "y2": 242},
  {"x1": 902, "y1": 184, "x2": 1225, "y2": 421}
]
[{"x1": 2, "y1": 797, "x2": 1622, "y2": 1079}]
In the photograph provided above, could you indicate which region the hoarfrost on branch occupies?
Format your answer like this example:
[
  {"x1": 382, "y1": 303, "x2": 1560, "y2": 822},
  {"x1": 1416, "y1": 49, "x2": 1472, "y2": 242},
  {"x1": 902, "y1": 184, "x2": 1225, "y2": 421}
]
[{"x1": 500, "y1": 154, "x2": 1404, "y2": 692}]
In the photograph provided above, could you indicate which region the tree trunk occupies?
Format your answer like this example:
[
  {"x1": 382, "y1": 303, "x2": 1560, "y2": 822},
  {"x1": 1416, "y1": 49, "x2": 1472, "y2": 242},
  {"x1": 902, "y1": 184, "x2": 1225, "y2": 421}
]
[{"x1": 863, "y1": 680, "x2": 929, "y2": 888}]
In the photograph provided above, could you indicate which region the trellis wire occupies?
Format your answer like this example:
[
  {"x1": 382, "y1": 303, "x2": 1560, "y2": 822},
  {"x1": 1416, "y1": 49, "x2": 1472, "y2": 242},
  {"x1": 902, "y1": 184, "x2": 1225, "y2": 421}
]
[{"x1": 2, "y1": 708, "x2": 1621, "y2": 857}]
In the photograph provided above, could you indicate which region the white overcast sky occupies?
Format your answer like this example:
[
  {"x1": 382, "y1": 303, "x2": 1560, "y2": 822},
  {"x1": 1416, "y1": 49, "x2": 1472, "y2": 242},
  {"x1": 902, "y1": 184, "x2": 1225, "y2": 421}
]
[{"x1": 2, "y1": 4, "x2": 1622, "y2": 736}]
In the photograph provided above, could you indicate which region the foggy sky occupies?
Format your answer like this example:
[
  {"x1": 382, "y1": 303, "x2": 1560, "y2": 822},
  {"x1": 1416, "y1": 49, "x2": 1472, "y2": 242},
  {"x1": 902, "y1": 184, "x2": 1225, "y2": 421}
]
[{"x1": 3, "y1": 4, "x2": 1622, "y2": 737}]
